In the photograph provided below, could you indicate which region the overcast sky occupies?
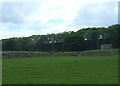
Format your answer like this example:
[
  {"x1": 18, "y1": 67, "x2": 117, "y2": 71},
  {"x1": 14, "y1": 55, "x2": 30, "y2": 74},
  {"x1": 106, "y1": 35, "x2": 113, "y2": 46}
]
[{"x1": 0, "y1": 0, "x2": 118, "y2": 39}]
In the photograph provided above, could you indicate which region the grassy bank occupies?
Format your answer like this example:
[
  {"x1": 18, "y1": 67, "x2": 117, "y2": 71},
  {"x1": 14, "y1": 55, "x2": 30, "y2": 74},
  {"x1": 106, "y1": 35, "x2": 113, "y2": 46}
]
[{"x1": 84, "y1": 49, "x2": 118, "y2": 52}]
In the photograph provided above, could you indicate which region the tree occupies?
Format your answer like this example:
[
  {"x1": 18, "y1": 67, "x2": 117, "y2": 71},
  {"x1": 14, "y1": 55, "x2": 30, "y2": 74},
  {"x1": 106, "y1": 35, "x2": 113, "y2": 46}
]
[{"x1": 63, "y1": 33, "x2": 85, "y2": 51}]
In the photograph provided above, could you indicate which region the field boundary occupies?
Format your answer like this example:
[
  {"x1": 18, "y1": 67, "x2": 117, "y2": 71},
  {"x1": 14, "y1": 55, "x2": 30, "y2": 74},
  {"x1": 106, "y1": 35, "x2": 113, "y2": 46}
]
[
  {"x1": 2, "y1": 52, "x2": 78, "y2": 58},
  {"x1": 80, "y1": 51, "x2": 118, "y2": 56},
  {"x1": 2, "y1": 50, "x2": 118, "y2": 58}
]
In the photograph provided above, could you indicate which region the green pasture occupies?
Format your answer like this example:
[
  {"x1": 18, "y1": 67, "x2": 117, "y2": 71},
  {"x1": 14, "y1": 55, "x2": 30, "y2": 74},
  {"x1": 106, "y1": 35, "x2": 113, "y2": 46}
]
[{"x1": 2, "y1": 55, "x2": 118, "y2": 84}]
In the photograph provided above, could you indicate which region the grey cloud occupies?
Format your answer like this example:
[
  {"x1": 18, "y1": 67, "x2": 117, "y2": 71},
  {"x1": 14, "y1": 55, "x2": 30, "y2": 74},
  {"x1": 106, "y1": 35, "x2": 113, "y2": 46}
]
[
  {"x1": 2, "y1": 2, "x2": 41, "y2": 24},
  {"x1": 73, "y1": 2, "x2": 117, "y2": 27},
  {"x1": 2, "y1": 2, "x2": 25, "y2": 24},
  {"x1": 118, "y1": 1, "x2": 120, "y2": 24}
]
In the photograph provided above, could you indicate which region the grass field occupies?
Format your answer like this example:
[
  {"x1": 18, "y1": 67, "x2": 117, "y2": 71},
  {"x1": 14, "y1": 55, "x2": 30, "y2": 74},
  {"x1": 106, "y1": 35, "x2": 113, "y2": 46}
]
[{"x1": 2, "y1": 55, "x2": 118, "y2": 84}]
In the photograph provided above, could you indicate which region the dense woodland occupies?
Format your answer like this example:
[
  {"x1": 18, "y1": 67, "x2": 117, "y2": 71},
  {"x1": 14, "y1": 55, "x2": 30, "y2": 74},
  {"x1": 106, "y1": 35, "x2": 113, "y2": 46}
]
[{"x1": 2, "y1": 24, "x2": 120, "y2": 52}]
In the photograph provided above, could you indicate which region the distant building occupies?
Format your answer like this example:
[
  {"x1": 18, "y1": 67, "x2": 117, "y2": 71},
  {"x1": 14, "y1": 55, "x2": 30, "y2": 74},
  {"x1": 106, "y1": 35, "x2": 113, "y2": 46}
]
[{"x1": 101, "y1": 44, "x2": 113, "y2": 49}]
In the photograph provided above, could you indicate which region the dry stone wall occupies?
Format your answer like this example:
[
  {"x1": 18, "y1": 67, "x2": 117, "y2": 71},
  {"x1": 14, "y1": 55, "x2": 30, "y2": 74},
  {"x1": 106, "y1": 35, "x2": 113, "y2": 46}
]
[
  {"x1": 2, "y1": 52, "x2": 78, "y2": 58},
  {"x1": 80, "y1": 51, "x2": 118, "y2": 56},
  {"x1": 2, "y1": 50, "x2": 118, "y2": 58}
]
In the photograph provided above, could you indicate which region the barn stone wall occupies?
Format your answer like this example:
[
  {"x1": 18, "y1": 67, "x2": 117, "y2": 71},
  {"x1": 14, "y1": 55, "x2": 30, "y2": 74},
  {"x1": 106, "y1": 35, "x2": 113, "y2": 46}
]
[{"x1": 101, "y1": 44, "x2": 113, "y2": 49}]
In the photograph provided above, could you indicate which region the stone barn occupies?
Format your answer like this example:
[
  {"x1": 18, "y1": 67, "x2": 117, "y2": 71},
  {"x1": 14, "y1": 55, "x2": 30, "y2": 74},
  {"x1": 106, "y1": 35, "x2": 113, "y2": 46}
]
[{"x1": 101, "y1": 44, "x2": 113, "y2": 49}]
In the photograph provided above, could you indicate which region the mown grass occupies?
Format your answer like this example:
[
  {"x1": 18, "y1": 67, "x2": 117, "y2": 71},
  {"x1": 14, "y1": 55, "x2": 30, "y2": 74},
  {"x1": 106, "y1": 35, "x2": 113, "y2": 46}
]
[{"x1": 2, "y1": 55, "x2": 118, "y2": 84}]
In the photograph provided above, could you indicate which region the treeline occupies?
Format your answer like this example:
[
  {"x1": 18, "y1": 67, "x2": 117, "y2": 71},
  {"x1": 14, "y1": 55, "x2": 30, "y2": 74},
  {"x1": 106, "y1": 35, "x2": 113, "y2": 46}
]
[{"x1": 2, "y1": 24, "x2": 119, "y2": 52}]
